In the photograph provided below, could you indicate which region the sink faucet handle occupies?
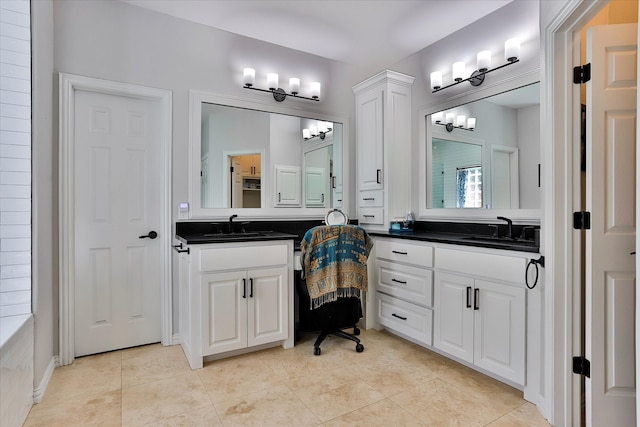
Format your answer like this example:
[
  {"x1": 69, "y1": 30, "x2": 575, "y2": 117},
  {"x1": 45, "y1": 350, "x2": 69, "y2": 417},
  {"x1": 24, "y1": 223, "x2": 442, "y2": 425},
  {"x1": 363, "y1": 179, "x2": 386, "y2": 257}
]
[
  {"x1": 228, "y1": 214, "x2": 238, "y2": 233},
  {"x1": 497, "y1": 216, "x2": 513, "y2": 239}
]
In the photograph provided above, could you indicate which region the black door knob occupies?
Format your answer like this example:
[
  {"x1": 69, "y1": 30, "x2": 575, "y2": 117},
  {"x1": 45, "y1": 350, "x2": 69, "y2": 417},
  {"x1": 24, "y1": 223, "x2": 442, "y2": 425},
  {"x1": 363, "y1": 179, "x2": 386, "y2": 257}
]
[{"x1": 139, "y1": 231, "x2": 158, "y2": 239}]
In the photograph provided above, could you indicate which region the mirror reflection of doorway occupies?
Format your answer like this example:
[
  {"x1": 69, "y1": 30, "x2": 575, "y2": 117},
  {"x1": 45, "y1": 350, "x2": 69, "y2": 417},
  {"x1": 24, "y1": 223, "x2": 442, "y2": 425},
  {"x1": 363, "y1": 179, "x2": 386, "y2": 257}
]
[{"x1": 228, "y1": 154, "x2": 261, "y2": 208}]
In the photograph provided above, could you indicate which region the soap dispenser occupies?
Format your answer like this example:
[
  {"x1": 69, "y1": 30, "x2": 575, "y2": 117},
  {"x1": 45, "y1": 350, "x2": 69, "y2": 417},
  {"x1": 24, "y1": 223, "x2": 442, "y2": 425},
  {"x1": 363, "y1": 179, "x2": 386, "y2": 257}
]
[{"x1": 405, "y1": 211, "x2": 415, "y2": 231}]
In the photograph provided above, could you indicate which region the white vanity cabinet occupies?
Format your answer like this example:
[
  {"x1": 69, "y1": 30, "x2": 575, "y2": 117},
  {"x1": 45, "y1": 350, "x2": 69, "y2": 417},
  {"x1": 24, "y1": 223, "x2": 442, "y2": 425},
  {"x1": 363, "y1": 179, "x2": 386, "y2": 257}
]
[
  {"x1": 434, "y1": 248, "x2": 526, "y2": 385},
  {"x1": 201, "y1": 266, "x2": 288, "y2": 355},
  {"x1": 374, "y1": 238, "x2": 434, "y2": 345},
  {"x1": 353, "y1": 70, "x2": 414, "y2": 229},
  {"x1": 179, "y1": 240, "x2": 294, "y2": 370}
]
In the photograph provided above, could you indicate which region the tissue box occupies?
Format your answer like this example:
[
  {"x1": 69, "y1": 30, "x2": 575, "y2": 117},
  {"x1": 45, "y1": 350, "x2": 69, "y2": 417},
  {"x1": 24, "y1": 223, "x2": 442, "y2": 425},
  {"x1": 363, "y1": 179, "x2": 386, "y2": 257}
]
[{"x1": 389, "y1": 219, "x2": 413, "y2": 233}]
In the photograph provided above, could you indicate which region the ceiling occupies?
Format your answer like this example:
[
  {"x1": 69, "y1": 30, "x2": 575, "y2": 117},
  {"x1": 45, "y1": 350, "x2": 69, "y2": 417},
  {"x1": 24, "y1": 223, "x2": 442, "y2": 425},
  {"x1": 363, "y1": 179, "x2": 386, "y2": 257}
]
[{"x1": 121, "y1": 0, "x2": 514, "y2": 71}]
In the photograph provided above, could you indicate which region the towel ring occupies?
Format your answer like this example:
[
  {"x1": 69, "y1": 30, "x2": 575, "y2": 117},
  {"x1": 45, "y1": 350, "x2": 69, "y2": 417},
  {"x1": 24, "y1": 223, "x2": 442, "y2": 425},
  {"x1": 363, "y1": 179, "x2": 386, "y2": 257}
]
[{"x1": 325, "y1": 208, "x2": 349, "y2": 225}]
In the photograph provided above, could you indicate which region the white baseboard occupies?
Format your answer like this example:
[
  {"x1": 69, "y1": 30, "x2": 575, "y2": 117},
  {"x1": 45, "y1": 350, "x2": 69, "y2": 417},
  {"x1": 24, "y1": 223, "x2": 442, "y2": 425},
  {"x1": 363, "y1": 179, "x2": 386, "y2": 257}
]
[
  {"x1": 172, "y1": 334, "x2": 181, "y2": 346},
  {"x1": 32, "y1": 355, "x2": 57, "y2": 404}
]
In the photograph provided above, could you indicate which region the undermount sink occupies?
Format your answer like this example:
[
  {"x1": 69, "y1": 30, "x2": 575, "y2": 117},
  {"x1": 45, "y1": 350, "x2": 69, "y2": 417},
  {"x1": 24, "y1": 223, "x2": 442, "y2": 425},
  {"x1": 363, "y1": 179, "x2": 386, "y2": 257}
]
[
  {"x1": 464, "y1": 235, "x2": 537, "y2": 246},
  {"x1": 203, "y1": 231, "x2": 273, "y2": 238}
]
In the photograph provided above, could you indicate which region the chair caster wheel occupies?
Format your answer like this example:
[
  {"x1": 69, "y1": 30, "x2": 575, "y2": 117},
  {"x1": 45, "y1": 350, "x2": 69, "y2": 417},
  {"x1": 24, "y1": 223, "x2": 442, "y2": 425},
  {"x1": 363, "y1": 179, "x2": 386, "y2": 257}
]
[
  {"x1": 313, "y1": 347, "x2": 321, "y2": 356},
  {"x1": 356, "y1": 343, "x2": 364, "y2": 353},
  {"x1": 353, "y1": 327, "x2": 360, "y2": 335}
]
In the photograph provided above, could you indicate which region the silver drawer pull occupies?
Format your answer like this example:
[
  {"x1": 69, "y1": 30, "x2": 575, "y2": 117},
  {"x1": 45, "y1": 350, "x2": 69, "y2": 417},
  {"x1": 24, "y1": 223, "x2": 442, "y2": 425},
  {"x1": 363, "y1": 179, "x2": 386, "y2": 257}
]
[
  {"x1": 392, "y1": 313, "x2": 407, "y2": 321},
  {"x1": 391, "y1": 278, "x2": 407, "y2": 284},
  {"x1": 392, "y1": 250, "x2": 408, "y2": 255}
]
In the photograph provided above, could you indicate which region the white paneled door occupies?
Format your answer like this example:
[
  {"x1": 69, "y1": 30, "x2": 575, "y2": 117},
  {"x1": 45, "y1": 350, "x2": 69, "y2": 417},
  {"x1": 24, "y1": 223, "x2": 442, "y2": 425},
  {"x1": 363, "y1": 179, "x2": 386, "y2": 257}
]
[
  {"x1": 586, "y1": 23, "x2": 637, "y2": 426},
  {"x1": 73, "y1": 90, "x2": 163, "y2": 357}
]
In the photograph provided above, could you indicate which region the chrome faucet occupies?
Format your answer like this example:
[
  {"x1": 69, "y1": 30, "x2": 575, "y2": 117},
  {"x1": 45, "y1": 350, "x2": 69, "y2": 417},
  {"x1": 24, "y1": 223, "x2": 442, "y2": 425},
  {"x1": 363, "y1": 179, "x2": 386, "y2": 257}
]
[
  {"x1": 229, "y1": 214, "x2": 238, "y2": 233},
  {"x1": 497, "y1": 216, "x2": 513, "y2": 239}
]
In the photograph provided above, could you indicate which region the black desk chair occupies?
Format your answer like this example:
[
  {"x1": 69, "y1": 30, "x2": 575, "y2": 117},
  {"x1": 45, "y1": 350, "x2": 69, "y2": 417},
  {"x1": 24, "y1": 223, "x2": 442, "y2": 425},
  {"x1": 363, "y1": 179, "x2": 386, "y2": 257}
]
[{"x1": 298, "y1": 210, "x2": 372, "y2": 356}]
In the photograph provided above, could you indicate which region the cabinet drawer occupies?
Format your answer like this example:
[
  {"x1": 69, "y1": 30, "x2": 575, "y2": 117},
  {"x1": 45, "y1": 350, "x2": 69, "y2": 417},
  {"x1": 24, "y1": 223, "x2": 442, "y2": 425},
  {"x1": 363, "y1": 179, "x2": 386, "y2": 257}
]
[
  {"x1": 359, "y1": 190, "x2": 383, "y2": 207},
  {"x1": 377, "y1": 260, "x2": 433, "y2": 307},
  {"x1": 358, "y1": 208, "x2": 384, "y2": 225},
  {"x1": 199, "y1": 245, "x2": 288, "y2": 272},
  {"x1": 376, "y1": 239, "x2": 433, "y2": 267},
  {"x1": 436, "y1": 248, "x2": 525, "y2": 285},
  {"x1": 377, "y1": 293, "x2": 432, "y2": 345}
]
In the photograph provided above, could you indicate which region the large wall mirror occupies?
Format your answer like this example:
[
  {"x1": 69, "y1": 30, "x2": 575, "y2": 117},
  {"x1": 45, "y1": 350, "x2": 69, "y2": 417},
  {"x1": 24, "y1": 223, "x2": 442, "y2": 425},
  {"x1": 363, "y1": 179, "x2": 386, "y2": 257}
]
[
  {"x1": 189, "y1": 91, "x2": 349, "y2": 219},
  {"x1": 418, "y1": 78, "x2": 540, "y2": 223}
]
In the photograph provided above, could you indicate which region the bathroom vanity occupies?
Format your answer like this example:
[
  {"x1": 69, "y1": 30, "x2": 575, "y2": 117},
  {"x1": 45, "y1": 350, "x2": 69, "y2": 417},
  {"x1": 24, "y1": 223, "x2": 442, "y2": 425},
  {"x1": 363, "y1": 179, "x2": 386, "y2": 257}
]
[
  {"x1": 175, "y1": 231, "x2": 296, "y2": 370},
  {"x1": 365, "y1": 228, "x2": 543, "y2": 400}
]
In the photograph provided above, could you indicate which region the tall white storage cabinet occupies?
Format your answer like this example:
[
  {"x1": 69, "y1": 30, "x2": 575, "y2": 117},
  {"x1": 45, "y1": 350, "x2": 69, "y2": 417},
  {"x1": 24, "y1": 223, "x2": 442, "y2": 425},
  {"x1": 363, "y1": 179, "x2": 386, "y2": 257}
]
[{"x1": 353, "y1": 70, "x2": 414, "y2": 230}]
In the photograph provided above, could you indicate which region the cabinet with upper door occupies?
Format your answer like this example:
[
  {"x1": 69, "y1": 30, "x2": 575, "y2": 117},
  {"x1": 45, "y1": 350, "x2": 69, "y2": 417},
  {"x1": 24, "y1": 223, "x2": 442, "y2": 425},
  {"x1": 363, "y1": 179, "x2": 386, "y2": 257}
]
[
  {"x1": 178, "y1": 240, "x2": 294, "y2": 370},
  {"x1": 434, "y1": 248, "x2": 526, "y2": 385},
  {"x1": 241, "y1": 154, "x2": 261, "y2": 177},
  {"x1": 353, "y1": 70, "x2": 414, "y2": 229}
]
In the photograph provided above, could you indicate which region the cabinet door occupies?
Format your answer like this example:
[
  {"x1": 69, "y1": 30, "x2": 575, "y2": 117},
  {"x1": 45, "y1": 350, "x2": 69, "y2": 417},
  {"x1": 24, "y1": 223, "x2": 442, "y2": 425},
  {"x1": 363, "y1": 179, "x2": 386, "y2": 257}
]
[
  {"x1": 304, "y1": 167, "x2": 327, "y2": 207},
  {"x1": 201, "y1": 271, "x2": 247, "y2": 355},
  {"x1": 434, "y1": 272, "x2": 474, "y2": 363},
  {"x1": 247, "y1": 267, "x2": 288, "y2": 347},
  {"x1": 473, "y1": 279, "x2": 525, "y2": 384},
  {"x1": 274, "y1": 165, "x2": 301, "y2": 206},
  {"x1": 356, "y1": 86, "x2": 384, "y2": 191}
]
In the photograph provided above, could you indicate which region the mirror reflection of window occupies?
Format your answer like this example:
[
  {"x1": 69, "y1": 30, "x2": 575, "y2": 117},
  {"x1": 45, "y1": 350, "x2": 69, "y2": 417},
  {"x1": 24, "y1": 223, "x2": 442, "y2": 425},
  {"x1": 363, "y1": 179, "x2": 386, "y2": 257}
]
[
  {"x1": 432, "y1": 138, "x2": 482, "y2": 208},
  {"x1": 456, "y1": 166, "x2": 482, "y2": 208}
]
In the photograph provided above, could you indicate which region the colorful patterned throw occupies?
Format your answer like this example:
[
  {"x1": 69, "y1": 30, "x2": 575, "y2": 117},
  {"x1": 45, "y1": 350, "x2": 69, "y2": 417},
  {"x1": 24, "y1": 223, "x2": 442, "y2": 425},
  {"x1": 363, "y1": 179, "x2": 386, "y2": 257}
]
[{"x1": 300, "y1": 225, "x2": 373, "y2": 309}]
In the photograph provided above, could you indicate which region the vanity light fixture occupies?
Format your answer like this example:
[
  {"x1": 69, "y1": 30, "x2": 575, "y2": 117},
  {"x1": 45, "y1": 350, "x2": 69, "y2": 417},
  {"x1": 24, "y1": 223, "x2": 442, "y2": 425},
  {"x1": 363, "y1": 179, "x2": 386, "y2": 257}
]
[
  {"x1": 432, "y1": 112, "x2": 476, "y2": 132},
  {"x1": 303, "y1": 121, "x2": 333, "y2": 141},
  {"x1": 430, "y1": 38, "x2": 521, "y2": 93},
  {"x1": 242, "y1": 67, "x2": 320, "y2": 102}
]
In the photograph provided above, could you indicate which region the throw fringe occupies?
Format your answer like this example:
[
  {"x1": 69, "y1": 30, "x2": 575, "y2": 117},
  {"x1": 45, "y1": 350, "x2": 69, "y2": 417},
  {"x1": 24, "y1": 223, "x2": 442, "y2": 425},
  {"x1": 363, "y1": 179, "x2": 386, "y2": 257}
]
[{"x1": 311, "y1": 288, "x2": 361, "y2": 310}]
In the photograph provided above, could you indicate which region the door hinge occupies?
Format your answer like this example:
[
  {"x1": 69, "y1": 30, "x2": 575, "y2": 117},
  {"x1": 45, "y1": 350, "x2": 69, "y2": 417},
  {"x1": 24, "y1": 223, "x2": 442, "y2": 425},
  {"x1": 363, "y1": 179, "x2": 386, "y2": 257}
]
[
  {"x1": 573, "y1": 211, "x2": 591, "y2": 230},
  {"x1": 572, "y1": 356, "x2": 591, "y2": 378},
  {"x1": 573, "y1": 63, "x2": 591, "y2": 84}
]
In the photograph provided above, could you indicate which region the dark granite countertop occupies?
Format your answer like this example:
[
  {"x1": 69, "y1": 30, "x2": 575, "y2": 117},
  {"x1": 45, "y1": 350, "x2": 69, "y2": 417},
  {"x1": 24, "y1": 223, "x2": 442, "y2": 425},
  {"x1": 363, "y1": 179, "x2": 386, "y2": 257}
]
[
  {"x1": 175, "y1": 219, "x2": 540, "y2": 253},
  {"x1": 369, "y1": 230, "x2": 540, "y2": 253},
  {"x1": 176, "y1": 231, "x2": 297, "y2": 245}
]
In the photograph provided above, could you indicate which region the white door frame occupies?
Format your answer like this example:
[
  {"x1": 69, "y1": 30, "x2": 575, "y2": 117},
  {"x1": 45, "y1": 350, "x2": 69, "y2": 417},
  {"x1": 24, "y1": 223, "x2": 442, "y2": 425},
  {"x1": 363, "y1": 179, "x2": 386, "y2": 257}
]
[
  {"x1": 542, "y1": 1, "x2": 639, "y2": 425},
  {"x1": 58, "y1": 73, "x2": 173, "y2": 366}
]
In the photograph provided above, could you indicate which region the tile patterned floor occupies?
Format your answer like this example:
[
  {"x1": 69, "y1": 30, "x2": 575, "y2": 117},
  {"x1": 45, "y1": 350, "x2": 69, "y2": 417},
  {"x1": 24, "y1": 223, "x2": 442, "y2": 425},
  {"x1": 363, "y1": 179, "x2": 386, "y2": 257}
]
[{"x1": 24, "y1": 329, "x2": 551, "y2": 426}]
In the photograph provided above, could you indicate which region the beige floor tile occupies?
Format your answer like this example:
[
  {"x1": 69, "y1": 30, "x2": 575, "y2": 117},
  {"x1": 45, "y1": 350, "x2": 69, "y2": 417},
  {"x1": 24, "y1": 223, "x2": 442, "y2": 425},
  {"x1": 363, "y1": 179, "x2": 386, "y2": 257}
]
[
  {"x1": 486, "y1": 402, "x2": 552, "y2": 427},
  {"x1": 23, "y1": 389, "x2": 121, "y2": 427},
  {"x1": 197, "y1": 353, "x2": 284, "y2": 404},
  {"x1": 122, "y1": 371, "x2": 211, "y2": 427},
  {"x1": 437, "y1": 363, "x2": 524, "y2": 414},
  {"x1": 214, "y1": 383, "x2": 320, "y2": 426},
  {"x1": 321, "y1": 398, "x2": 425, "y2": 426},
  {"x1": 292, "y1": 369, "x2": 386, "y2": 422},
  {"x1": 122, "y1": 344, "x2": 191, "y2": 388},
  {"x1": 39, "y1": 351, "x2": 122, "y2": 405},
  {"x1": 142, "y1": 405, "x2": 223, "y2": 427},
  {"x1": 390, "y1": 378, "x2": 507, "y2": 427},
  {"x1": 351, "y1": 353, "x2": 437, "y2": 397}
]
